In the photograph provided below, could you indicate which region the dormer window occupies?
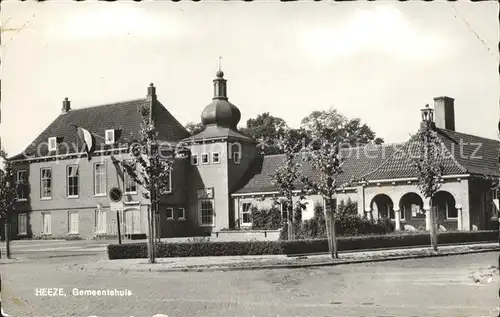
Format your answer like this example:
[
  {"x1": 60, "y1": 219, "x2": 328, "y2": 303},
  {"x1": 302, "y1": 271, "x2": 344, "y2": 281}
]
[
  {"x1": 48, "y1": 137, "x2": 57, "y2": 151},
  {"x1": 105, "y1": 129, "x2": 115, "y2": 145}
]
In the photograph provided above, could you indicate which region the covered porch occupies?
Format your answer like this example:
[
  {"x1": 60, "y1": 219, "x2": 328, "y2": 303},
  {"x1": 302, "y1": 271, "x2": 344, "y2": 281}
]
[{"x1": 361, "y1": 179, "x2": 470, "y2": 232}]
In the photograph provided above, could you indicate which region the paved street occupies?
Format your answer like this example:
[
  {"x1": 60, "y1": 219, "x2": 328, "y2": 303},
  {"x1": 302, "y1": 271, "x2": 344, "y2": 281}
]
[{"x1": 1, "y1": 241, "x2": 499, "y2": 317}]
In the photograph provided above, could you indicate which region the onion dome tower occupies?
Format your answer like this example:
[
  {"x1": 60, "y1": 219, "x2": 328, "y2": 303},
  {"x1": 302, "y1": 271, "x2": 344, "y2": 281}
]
[{"x1": 201, "y1": 70, "x2": 241, "y2": 130}]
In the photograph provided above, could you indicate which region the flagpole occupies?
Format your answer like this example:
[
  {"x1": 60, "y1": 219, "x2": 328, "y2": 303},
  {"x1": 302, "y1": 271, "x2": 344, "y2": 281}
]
[{"x1": 70, "y1": 122, "x2": 106, "y2": 140}]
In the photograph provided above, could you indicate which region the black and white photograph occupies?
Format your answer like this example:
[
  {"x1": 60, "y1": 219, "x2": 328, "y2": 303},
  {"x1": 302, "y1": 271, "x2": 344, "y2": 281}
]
[{"x1": 0, "y1": 1, "x2": 499, "y2": 316}]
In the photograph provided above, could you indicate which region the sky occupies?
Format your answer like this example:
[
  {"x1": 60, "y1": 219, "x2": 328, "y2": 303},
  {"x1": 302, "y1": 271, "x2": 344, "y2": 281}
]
[{"x1": 1, "y1": 1, "x2": 498, "y2": 156}]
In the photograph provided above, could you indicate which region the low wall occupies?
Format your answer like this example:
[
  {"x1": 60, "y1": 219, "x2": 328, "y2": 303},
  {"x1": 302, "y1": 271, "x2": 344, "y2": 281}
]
[{"x1": 210, "y1": 230, "x2": 281, "y2": 241}]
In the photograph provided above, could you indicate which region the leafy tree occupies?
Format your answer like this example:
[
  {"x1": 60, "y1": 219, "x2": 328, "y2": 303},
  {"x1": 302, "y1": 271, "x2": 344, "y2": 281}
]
[
  {"x1": 120, "y1": 105, "x2": 187, "y2": 263},
  {"x1": 300, "y1": 108, "x2": 383, "y2": 147},
  {"x1": 0, "y1": 150, "x2": 22, "y2": 259},
  {"x1": 270, "y1": 129, "x2": 304, "y2": 240},
  {"x1": 301, "y1": 127, "x2": 344, "y2": 258},
  {"x1": 241, "y1": 113, "x2": 289, "y2": 155},
  {"x1": 184, "y1": 122, "x2": 205, "y2": 135},
  {"x1": 0, "y1": 154, "x2": 16, "y2": 220},
  {"x1": 411, "y1": 106, "x2": 444, "y2": 251}
]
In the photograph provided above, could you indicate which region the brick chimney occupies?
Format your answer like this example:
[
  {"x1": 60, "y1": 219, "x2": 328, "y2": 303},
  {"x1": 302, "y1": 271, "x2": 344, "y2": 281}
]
[
  {"x1": 62, "y1": 97, "x2": 71, "y2": 114},
  {"x1": 433, "y1": 96, "x2": 455, "y2": 131}
]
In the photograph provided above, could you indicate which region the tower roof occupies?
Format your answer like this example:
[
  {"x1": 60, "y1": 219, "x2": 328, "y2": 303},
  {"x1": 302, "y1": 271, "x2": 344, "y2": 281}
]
[
  {"x1": 186, "y1": 70, "x2": 255, "y2": 143},
  {"x1": 200, "y1": 71, "x2": 241, "y2": 129}
]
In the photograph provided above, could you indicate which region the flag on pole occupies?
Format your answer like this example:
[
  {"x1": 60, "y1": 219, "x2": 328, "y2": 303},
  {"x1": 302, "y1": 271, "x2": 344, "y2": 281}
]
[{"x1": 71, "y1": 124, "x2": 96, "y2": 161}]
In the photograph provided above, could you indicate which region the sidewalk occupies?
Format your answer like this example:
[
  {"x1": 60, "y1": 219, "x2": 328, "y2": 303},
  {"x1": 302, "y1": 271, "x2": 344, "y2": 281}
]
[{"x1": 62, "y1": 242, "x2": 500, "y2": 273}]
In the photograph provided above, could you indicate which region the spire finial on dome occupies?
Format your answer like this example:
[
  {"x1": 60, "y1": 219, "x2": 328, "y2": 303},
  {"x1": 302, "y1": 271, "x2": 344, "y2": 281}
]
[
  {"x1": 216, "y1": 56, "x2": 224, "y2": 78},
  {"x1": 213, "y1": 65, "x2": 227, "y2": 100}
]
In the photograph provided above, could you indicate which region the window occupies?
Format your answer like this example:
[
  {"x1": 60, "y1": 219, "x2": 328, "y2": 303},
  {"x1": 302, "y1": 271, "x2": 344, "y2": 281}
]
[
  {"x1": 69, "y1": 211, "x2": 79, "y2": 234},
  {"x1": 105, "y1": 129, "x2": 115, "y2": 145},
  {"x1": 201, "y1": 153, "x2": 209, "y2": 165},
  {"x1": 67, "y1": 165, "x2": 79, "y2": 197},
  {"x1": 18, "y1": 213, "x2": 27, "y2": 235},
  {"x1": 124, "y1": 170, "x2": 137, "y2": 194},
  {"x1": 40, "y1": 168, "x2": 52, "y2": 199},
  {"x1": 230, "y1": 144, "x2": 241, "y2": 164},
  {"x1": 233, "y1": 151, "x2": 240, "y2": 164},
  {"x1": 96, "y1": 209, "x2": 107, "y2": 234},
  {"x1": 16, "y1": 170, "x2": 28, "y2": 200},
  {"x1": 48, "y1": 137, "x2": 57, "y2": 151},
  {"x1": 241, "y1": 202, "x2": 252, "y2": 225},
  {"x1": 444, "y1": 202, "x2": 458, "y2": 219},
  {"x1": 493, "y1": 189, "x2": 499, "y2": 200},
  {"x1": 302, "y1": 199, "x2": 315, "y2": 221},
  {"x1": 212, "y1": 152, "x2": 220, "y2": 164},
  {"x1": 409, "y1": 204, "x2": 425, "y2": 218},
  {"x1": 42, "y1": 213, "x2": 51, "y2": 235},
  {"x1": 199, "y1": 199, "x2": 214, "y2": 226},
  {"x1": 191, "y1": 154, "x2": 199, "y2": 166},
  {"x1": 166, "y1": 207, "x2": 174, "y2": 220},
  {"x1": 94, "y1": 163, "x2": 106, "y2": 196},
  {"x1": 176, "y1": 207, "x2": 185, "y2": 220},
  {"x1": 162, "y1": 170, "x2": 172, "y2": 194}
]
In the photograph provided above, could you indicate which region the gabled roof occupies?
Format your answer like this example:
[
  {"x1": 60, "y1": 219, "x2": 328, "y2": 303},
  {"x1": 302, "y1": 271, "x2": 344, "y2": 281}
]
[
  {"x1": 11, "y1": 99, "x2": 190, "y2": 160},
  {"x1": 361, "y1": 128, "x2": 500, "y2": 180},
  {"x1": 438, "y1": 129, "x2": 500, "y2": 177},
  {"x1": 234, "y1": 128, "x2": 500, "y2": 195},
  {"x1": 233, "y1": 143, "x2": 399, "y2": 194}
]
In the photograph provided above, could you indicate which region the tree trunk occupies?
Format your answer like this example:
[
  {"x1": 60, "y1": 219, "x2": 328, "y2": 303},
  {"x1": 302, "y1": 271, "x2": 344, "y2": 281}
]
[
  {"x1": 147, "y1": 204, "x2": 155, "y2": 264},
  {"x1": 330, "y1": 211, "x2": 338, "y2": 259},
  {"x1": 323, "y1": 198, "x2": 337, "y2": 259},
  {"x1": 287, "y1": 202, "x2": 294, "y2": 241},
  {"x1": 323, "y1": 199, "x2": 331, "y2": 254},
  {"x1": 155, "y1": 202, "x2": 161, "y2": 243},
  {"x1": 429, "y1": 198, "x2": 438, "y2": 251},
  {"x1": 4, "y1": 220, "x2": 10, "y2": 259}
]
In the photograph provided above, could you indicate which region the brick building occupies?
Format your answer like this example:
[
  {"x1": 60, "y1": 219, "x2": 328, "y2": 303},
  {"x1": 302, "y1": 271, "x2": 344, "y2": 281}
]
[{"x1": 7, "y1": 71, "x2": 500, "y2": 240}]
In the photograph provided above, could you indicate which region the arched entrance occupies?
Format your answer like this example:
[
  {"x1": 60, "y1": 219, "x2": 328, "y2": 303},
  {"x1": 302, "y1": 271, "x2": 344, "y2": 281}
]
[
  {"x1": 399, "y1": 192, "x2": 424, "y2": 220},
  {"x1": 371, "y1": 194, "x2": 394, "y2": 220},
  {"x1": 432, "y1": 191, "x2": 457, "y2": 224}
]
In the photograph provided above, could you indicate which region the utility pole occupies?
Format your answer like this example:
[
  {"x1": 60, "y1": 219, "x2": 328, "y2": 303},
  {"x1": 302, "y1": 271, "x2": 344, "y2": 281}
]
[{"x1": 116, "y1": 209, "x2": 122, "y2": 245}]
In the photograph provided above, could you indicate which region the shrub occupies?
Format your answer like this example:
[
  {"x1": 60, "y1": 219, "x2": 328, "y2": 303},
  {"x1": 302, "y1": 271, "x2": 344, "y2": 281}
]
[
  {"x1": 280, "y1": 202, "x2": 394, "y2": 240},
  {"x1": 251, "y1": 206, "x2": 282, "y2": 230},
  {"x1": 108, "y1": 243, "x2": 147, "y2": 259},
  {"x1": 107, "y1": 230, "x2": 499, "y2": 259}
]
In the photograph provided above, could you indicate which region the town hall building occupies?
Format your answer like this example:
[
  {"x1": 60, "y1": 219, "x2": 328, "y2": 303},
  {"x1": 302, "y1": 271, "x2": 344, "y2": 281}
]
[{"x1": 7, "y1": 70, "x2": 500, "y2": 240}]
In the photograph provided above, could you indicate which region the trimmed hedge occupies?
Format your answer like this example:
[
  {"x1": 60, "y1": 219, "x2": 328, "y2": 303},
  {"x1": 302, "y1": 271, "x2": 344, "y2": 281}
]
[{"x1": 108, "y1": 230, "x2": 499, "y2": 259}]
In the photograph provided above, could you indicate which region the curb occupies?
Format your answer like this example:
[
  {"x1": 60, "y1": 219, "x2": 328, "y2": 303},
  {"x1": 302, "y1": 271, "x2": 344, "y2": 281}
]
[
  {"x1": 287, "y1": 241, "x2": 499, "y2": 257},
  {"x1": 99, "y1": 247, "x2": 500, "y2": 273},
  {"x1": 0, "y1": 258, "x2": 22, "y2": 264}
]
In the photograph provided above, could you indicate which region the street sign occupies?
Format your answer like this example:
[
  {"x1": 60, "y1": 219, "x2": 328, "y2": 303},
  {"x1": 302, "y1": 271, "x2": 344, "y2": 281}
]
[
  {"x1": 109, "y1": 187, "x2": 123, "y2": 202},
  {"x1": 110, "y1": 202, "x2": 124, "y2": 213}
]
